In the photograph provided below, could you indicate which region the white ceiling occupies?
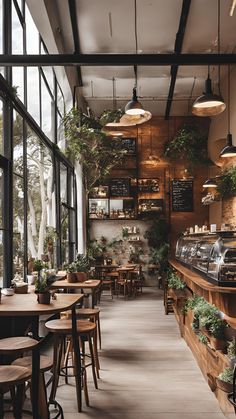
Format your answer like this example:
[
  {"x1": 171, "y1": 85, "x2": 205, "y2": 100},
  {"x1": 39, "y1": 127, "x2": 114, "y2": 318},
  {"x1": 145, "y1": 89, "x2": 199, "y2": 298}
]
[{"x1": 51, "y1": 0, "x2": 236, "y2": 117}]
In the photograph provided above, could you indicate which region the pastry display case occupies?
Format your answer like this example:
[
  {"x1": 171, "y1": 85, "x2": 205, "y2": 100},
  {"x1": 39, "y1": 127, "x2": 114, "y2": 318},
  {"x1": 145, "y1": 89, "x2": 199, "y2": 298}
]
[{"x1": 175, "y1": 232, "x2": 236, "y2": 286}]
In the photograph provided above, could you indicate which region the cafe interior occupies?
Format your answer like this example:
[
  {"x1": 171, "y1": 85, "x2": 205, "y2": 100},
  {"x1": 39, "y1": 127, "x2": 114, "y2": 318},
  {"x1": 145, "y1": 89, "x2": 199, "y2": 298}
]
[{"x1": 1, "y1": 0, "x2": 236, "y2": 418}]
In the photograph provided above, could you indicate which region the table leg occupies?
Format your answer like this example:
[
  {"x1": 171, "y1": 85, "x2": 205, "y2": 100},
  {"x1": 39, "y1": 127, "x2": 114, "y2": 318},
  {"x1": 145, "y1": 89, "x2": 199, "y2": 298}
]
[
  {"x1": 71, "y1": 305, "x2": 82, "y2": 412},
  {"x1": 32, "y1": 347, "x2": 40, "y2": 419}
]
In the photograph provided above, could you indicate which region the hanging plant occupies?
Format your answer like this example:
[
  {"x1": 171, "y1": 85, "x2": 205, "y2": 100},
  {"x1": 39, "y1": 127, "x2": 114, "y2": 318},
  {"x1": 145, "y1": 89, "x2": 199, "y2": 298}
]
[
  {"x1": 63, "y1": 108, "x2": 127, "y2": 194},
  {"x1": 164, "y1": 124, "x2": 211, "y2": 170},
  {"x1": 217, "y1": 166, "x2": 236, "y2": 199}
]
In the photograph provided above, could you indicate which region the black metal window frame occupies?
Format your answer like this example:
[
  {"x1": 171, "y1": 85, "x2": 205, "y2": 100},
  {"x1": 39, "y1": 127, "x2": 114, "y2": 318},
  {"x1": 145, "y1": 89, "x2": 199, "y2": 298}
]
[{"x1": 0, "y1": 0, "x2": 77, "y2": 286}]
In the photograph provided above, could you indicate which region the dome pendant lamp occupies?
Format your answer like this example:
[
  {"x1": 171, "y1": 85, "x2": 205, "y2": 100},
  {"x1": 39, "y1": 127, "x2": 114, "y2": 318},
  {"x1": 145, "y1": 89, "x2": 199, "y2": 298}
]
[
  {"x1": 192, "y1": 0, "x2": 226, "y2": 117},
  {"x1": 192, "y1": 70, "x2": 226, "y2": 117},
  {"x1": 220, "y1": 65, "x2": 236, "y2": 158},
  {"x1": 125, "y1": 86, "x2": 145, "y2": 115}
]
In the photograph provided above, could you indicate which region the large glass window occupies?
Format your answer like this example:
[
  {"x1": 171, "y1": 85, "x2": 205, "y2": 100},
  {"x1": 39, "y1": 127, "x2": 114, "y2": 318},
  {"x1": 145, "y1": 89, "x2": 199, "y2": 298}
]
[
  {"x1": 25, "y1": 3, "x2": 39, "y2": 54},
  {"x1": 13, "y1": 111, "x2": 24, "y2": 277},
  {"x1": 27, "y1": 128, "x2": 54, "y2": 263},
  {"x1": 27, "y1": 68, "x2": 40, "y2": 124},
  {"x1": 41, "y1": 76, "x2": 53, "y2": 141}
]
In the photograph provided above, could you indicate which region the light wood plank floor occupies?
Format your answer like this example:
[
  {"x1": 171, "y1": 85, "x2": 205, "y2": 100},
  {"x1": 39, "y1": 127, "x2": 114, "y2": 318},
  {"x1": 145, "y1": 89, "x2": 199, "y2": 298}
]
[{"x1": 54, "y1": 287, "x2": 234, "y2": 419}]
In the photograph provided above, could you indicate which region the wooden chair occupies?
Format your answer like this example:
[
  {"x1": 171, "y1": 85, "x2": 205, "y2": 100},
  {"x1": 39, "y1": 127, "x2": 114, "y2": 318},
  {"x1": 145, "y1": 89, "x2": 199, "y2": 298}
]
[{"x1": 0, "y1": 336, "x2": 40, "y2": 419}]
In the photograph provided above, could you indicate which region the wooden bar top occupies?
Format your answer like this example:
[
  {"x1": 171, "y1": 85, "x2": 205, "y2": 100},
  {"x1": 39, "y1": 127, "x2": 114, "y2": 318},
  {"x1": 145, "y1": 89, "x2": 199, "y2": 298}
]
[
  {"x1": 0, "y1": 293, "x2": 83, "y2": 316},
  {"x1": 169, "y1": 259, "x2": 236, "y2": 318}
]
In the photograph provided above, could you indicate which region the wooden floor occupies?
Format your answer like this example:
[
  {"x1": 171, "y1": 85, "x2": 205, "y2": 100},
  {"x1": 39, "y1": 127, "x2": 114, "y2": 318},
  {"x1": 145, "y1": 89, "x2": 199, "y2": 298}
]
[
  {"x1": 53, "y1": 287, "x2": 234, "y2": 419},
  {"x1": 5, "y1": 287, "x2": 235, "y2": 418}
]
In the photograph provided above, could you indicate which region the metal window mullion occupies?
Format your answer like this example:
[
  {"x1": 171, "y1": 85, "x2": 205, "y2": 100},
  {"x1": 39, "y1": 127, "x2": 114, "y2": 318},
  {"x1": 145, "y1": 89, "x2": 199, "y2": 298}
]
[
  {"x1": 3, "y1": 0, "x2": 12, "y2": 83},
  {"x1": 55, "y1": 158, "x2": 61, "y2": 267},
  {"x1": 74, "y1": 173, "x2": 78, "y2": 252},
  {"x1": 12, "y1": 0, "x2": 24, "y2": 27},
  {"x1": 23, "y1": 117, "x2": 28, "y2": 279},
  {"x1": 68, "y1": 169, "x2": 73, "y2": 262},
  {"x1": 54, "y1": 77, "x2": 57, "y2": 144}
]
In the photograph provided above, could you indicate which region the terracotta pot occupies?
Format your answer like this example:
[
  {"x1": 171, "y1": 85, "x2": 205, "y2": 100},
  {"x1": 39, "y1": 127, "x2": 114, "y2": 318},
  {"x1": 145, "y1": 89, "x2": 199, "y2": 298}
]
[
  {"x1": 216, "y1": 378, "x2": 233, "y2": 393},
  {"x1": 67, "y1": 272, "x2": 77, "y2": 283},
  {"x1": 37, "y1": 292, "x2": 51, "y2": 304},
  {"x1": 75, "y1": 272, "x2": 87, "y2": 282}
]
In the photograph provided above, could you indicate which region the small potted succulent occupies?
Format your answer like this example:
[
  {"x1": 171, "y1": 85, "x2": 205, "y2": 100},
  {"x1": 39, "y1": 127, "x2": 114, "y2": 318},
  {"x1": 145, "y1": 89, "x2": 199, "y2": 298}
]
[{"x1": 34, "y1": 270, "x2": 51, "y2": 304}]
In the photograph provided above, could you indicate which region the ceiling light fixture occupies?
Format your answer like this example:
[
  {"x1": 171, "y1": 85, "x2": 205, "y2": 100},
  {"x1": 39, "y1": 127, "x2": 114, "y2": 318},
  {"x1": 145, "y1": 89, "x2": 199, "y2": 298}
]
[
  {"x1": 125, "y1": 0, "x2": 145, "y2": 116},
  {"x1": 192, "y1": 0, "x2": 226, "y2": 117},
  {"x1": 203, "y1": 178, "x2": 217, "y2": 188},
  {"x1": 220, "y1": 65, "x2": 236, "y2": 158}
]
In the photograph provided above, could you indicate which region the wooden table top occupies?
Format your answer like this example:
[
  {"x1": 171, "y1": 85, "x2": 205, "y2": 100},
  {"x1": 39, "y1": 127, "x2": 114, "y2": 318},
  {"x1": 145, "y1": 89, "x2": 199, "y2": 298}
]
[
  {"x1": 0, "y1": 293, "x2": 83, "y2": 316},
  {"x1": 117, "y1": 267, "x2": 135, "y2": 272},
  {"x1": 50, "y1": 279, "x2": 101, "y2": 290}
]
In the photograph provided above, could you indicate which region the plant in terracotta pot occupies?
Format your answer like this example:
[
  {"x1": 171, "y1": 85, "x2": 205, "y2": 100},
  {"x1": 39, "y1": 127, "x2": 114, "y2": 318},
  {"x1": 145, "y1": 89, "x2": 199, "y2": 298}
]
[
  {"x1": 74, "y1": 254, "x2": 90, "y2": 282},
  {"x1": 34, "y1": 270, "x2": 51, "y2": 304},
  {"x1": 66, "y1": 262, "x2": 76, "y2": 283},
  {"x1": 216, "y1": 367, "x2": 234, "y2": 393}
]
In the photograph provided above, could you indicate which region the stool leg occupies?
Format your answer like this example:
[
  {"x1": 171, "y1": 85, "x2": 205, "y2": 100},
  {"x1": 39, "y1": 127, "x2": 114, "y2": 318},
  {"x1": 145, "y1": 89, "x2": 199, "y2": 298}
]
[
  {"x1": 49, "y1": 334, "x2": 63, "y2": 402},
  {"x1": 93, "y1": 331, "x2": 100, "y2": 378},
  {"x1": 82, "y1": 366, "x2": 89, "y2": 406},
  {"x1": 97, "y1": 316, "x2": 102, "y2": 350},
  {"x1": 13, "y1": 383, "x2": 25, "y2": 419},
  {"x1": 0, "y1": 392, "x2": 3, "y2": 419},
  {"x1": 71, "y1": 306, "x2": 82, "y2": 412},
  {"x1": 88, "y1": 335, "x2": 98, "y2": 389}
]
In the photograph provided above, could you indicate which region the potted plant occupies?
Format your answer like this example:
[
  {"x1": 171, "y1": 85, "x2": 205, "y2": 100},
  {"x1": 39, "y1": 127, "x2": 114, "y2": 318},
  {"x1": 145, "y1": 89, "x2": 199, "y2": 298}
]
[
  {"x1": 66, "y1": 262, "x2": 76, "y2": 283},
  {"x1": 74, "y1": 254, "x2": 90, "y2": 282},
  {"x1": 217, "y1": 166, "x2": 236, "y2": 199},
  {"x1": 34, "y1": 270, "x2": 51, "y2": 304},
  {"x1": 163, "y1": 124, "x2": 211, "y2": 172},
  {"x1": 33, "y1": 259, "x2": 44, "y2": 280},
  {"x1": 227, "y1": 338, "x2": 236, "y2": 367},
  {"x1": 167, "y1": 270, "x2": 186, "y2": 298},
  {"x1": 216, "y1": 367, "x2": 234, "y2": 393}
]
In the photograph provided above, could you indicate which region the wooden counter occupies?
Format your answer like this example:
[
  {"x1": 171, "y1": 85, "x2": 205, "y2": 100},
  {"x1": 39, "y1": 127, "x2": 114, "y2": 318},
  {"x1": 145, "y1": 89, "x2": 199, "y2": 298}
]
[{"x1": 169, "y1": 259, "x2": 236, "y2": 318}]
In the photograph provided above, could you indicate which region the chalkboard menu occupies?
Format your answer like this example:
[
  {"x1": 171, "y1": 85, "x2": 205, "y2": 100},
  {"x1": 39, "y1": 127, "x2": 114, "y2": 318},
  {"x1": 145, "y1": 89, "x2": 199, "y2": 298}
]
[
  {"x1": 109, "y1": 178, "x2": 130, "y2": 197},
  {"x1": 172, "y1": 179, "x2": 193, "y2": 212},
  {"x1": 121, "y1": 138, "x2": 136, "y2": 154}
]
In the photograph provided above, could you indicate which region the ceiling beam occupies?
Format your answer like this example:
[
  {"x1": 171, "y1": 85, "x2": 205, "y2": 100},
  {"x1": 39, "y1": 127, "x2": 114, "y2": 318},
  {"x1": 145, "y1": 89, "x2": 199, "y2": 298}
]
[
  {"x1": 0, "y1": 53, "x2": 236, "y2": 66},
  {"x1": 165, "y1": 0, "x2": 191, "y2": 120},
  {"x1": 68, "y1": 0, "x2": 83, "y2": 86}
]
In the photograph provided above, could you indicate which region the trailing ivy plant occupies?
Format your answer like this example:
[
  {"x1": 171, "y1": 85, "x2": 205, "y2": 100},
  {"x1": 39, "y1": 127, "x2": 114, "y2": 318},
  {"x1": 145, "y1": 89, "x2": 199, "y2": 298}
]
[
  {"x1": 63, "y1": 108, "x2": 127, "y2": 194},
  {"x1": 217, "y1": 166, "x2": 236, "y2": 199},
  {"x1": 164, "y1": 124, "x2": 211, "y2": 170}
]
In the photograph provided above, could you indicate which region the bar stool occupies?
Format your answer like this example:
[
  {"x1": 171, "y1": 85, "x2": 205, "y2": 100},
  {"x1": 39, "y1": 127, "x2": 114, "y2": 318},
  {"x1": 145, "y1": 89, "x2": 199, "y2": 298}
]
[
  {"x1": 0, "y1": 336, "x2": 40, "y2": 419},
  {"x1": 45, "y1": 318, "x2": 98, "y2": 410},
  {"x1": 0, "y1": 365, "x2": 31, "y2": 418},
  {"x1": 12, "y1": 355, "x2": 53, "y2": 419}
]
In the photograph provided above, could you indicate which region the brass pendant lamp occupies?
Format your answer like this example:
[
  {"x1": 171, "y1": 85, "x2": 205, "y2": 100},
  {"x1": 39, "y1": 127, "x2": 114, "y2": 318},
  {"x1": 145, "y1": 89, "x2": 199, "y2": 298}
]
[
  {"x1": 192, "y1": 0, "x2": 226, "y2": 117},
  {"x1": 220, "y1": 65, "x2": 236, "y2": 158}
]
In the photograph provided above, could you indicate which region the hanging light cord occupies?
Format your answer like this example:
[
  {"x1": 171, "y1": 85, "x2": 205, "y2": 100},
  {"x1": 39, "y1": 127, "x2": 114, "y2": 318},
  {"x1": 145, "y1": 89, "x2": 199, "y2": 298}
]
[
  {"x1": 228, "y1": 64, "x2": 230, "y2": 134},
  {"x1": 134, "y1": 0, "x2": 138, "y2": 89},
  {"x1": 218, "y1": 0, "x2": 221, "y2": 94}
]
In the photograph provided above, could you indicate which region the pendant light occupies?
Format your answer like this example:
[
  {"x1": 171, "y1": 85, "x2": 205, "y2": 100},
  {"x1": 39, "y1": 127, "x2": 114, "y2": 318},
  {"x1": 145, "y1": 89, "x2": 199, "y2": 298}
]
[
  {"x1": 220, "y1": 65, "x2": 236, "y2": 158},
  {"x1": 192, "y1": 0, "x2": 226, "y2": 117},
  {"x1": 125, "y1": 0, "x2": 145, "y2": 116},
  {"x1": 203, "y1": 178, "x2": 217, "y2": 188}
]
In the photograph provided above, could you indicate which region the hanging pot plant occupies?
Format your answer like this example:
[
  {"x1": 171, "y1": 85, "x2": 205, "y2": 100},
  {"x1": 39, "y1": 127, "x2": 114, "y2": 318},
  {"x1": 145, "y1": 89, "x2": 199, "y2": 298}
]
[
  {"x1": 217, "y1": 166, "x2": 236, "y2": 199},
  {"x1": 164, "y1": 124, "x2": 211, "y2": 171}
]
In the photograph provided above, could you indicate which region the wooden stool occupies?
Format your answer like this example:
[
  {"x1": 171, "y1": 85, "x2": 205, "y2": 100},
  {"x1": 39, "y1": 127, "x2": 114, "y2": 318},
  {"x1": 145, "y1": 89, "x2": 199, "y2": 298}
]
[
  {"x1": 101, "y1": 278, "x2": 113, "y2": 300},
  {"x1": 77, "y1": 307, "x2": 102, "y2": 350},
  {"x1": 12, "y1": 355, "x2": 53, "y2": 419},
  {"x1": 0, "y1": 365, "x2": 31, "y2": 418},
  {"x1": 0, "y1": 336, "x2": 40, "y2": 419},
  {"x1": 45, "y1": 319, "x2": 97, "y2": 409}
]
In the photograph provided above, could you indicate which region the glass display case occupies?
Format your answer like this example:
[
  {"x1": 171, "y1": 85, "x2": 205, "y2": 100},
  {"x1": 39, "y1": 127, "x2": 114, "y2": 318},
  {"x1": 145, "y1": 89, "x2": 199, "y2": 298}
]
[{"x1": 175, "y1": 232, "x2": 236, "y2": 286}]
